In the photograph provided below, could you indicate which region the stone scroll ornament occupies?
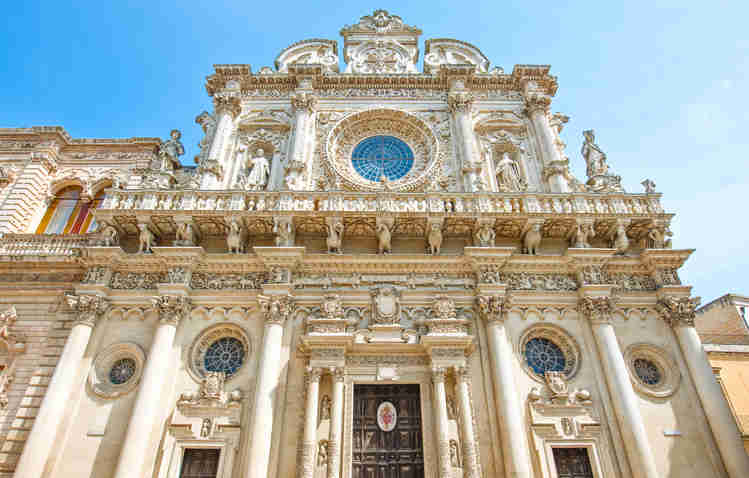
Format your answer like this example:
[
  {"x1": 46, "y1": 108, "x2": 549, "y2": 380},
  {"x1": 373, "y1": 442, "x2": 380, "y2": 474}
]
[{"x1": 377, "y1": 401, "x2": 397, "y2": 432}]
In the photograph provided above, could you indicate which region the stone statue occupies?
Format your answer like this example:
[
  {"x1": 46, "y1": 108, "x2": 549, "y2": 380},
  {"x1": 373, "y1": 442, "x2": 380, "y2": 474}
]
[
  {"x1": 427, "y1": 223, "x2": 442, "y2": 255},
  {"x1": 613, "y1": 223, "x2": 629, "y2": 254},
  {"x1": 320, "y1": 395, "x2": 331, "y2": 420},
  {"x1": 581, "y1": 130, "x2": 607, "y2": 178},
  {"x1": 446, "y1": 396, "x2": 456, "y2": 419},
  {"x1": 138, "y1": 224, "x2": 155, "y2": 253},
  {"x1": 326, "y1": 221, "x2": 344, "y2": 254},
  {"x1": 195, "y1": 112, "x2": 216, "y2": 164},
  {"x1": 158, "y1": 129, "x2": 184, "y2": 172},
  {"x1": 495, "y1": 152, "x2": 526, "y2": 192},
  {"x1": 449, "y1": 439, "x2": 461, "y2": 467},
  {"x1": 523, "y1": 223, "x2": 542, "y2": 255},
  {"x1": 377, "y1": 223, "x2": 392, "y2": 254},
  {"x1": 641, "y1": 179, "x2": 656, "y2": 194},
  {"x1": 317, "y1": 440, "x2": 328, "y2": 467},
  {"x1": 175, "y1": 222, "x2": 199, "y2": 247},
  {"x1": 244, "y1": 148, "x2": 270, "y2": 191},
  {"x1": 474, "y1": 224, "x2": 495, "y2": 247},
  {"x1": 274, "y1": 218, "x2": 295, "y2": 247},
  {"x1": 200, "y1": 418, "x2": 212, "y2": 438},
  {"x1": 647, "y1": 226, "x2": 672, "y2": 249},
  {"x1": 569, "y1": 223, "x2": 592, "y2": 248},
  {"x1": 227, "y1": 219, "x2": 246, "y2": 253}
]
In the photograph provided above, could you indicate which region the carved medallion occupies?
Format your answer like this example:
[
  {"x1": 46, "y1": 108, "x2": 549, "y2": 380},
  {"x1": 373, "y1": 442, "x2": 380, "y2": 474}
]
[
  {"x1": 377, "y1": 401, "x2": 397, "y2": 432},
  {"x1": 371, "y1": 286, "x2": 401, "y2": 325}
]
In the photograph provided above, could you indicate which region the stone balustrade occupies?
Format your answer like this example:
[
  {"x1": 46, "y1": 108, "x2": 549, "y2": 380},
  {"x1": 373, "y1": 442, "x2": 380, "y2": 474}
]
[
  {"x1": 99, "y1": 189, "x2": 665, "y2": 217},
  {"x1": 0, "y1": 233, "x2": 89, "y2": 257}
]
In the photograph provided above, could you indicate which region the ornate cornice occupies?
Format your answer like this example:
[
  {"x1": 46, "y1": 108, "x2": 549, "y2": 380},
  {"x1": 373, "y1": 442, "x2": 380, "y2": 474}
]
[
  {"x1": 258, "y1": 294, "x2": 295, "y2": 325},
  {"x1": 151, "y1": 295, "x2": 191, "y2": 326},
  {"x1": 656, "y1": 296, "x2": 701, "y2": 327},
  {"x1": 65, "y1": 293, "x2": 109, "y2": 327}
]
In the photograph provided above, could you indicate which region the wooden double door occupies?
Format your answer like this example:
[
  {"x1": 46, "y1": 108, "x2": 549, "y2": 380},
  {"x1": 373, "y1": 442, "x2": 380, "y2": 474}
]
[{"x1": 352, "y1": 384, "x2": 424, "y2": 478}]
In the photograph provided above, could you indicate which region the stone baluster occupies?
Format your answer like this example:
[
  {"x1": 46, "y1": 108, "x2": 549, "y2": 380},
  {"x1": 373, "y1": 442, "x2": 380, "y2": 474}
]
[
  {"x1": 286, "y1": 89, "x2": 317, "y2": 190},
  {"x1": 300, "y1": 367, "x2": 322, "y2": 478},
  {"x1": 476, "y1": 295, "x2": 532, "y2": 478},
  {"x1": 454, "y1": 366, "x2": 480, "y2": 478},
  {"x1": 327, "y1": 367, "x2": 344, "y2": 478},
  {"x1": 659, "y1": 296, "x2": 749, "y2": 478},
  {"x1": 201, "y1": 95, "x2": 241, "y2": 189},
  {"x1": 579, "y1": 296, "x2": 659, "y2": 478},
  {"x1": 14, "y1": 294, "x2": 108, "y2": 478},
  {"x1": 243, "y1": 294, "x2": 294, "y2": 478},
  {"x1": 431, "y1": 367, "x2": 451, "y2": 478},
  {"x1": 112, "y1": 295, "x2": 191, "y2": 478},
  {"x1": 448, "y1": 85, "x2": 481, "y2": 192},
  {"x1": 523, "y1": 92, "x2": 570, "y2": 193}
]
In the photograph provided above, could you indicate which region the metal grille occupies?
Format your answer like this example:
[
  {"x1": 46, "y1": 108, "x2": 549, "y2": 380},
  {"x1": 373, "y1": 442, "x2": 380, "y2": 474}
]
[
  {"x1": 179, "y1": 448, "x2": 220, "y2": 478},
  {"x1": 552, "y1": 448, "x2": 594, "y2": 478}
]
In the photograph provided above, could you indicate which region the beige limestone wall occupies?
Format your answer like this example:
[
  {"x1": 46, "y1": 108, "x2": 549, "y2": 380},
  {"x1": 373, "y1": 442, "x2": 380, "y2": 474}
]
[{"x1": 709, "y1": 353, "x2": 749, "y2": 452}]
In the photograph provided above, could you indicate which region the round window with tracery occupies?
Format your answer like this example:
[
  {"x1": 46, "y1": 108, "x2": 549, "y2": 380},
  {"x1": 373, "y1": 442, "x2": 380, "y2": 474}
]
[
  {"x1": 524, "y1": 337, "x2": 566, "y2": 376},
  {"x1": 352, "y1": 135, "x2": 414, "y2": 182},
  {"x1": 204, "y1": 337, "x2": 245, "y2": 377},
  {"x1": 625, "y1": 344, "x2": 680, "y2": 398},
  {"x1": 633, "y1": 358, "x2": 661, "y2": 385},
  {"x1": 189, "y1": 324, "x2": 251, "y2": 381},
  {"x1": 519, "y1": 324, "x2": 580, "y2": 382},
  {"x1": 109, "y1": 358, "x2": 136, "y2": 385}
]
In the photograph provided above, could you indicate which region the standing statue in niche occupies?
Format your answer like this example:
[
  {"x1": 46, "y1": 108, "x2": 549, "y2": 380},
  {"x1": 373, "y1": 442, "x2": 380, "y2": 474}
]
[
  {"x1": 242, "y1": 148, "x2": 271, "y2": 191},
  {"x1": 581, "y1": 130, "x2": 608, "y2": 178},
  {"x1": 495, "y1": 152, "x2": 526, "y2": 192},
  {"x1": 158, "y1": 129, "x2": 185, "y2": 172}
]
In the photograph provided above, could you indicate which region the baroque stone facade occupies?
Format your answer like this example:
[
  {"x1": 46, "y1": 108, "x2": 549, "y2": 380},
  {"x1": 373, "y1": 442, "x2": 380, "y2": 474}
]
[{"x1": 0, "y1": 10, "x2": 746, "y2": 478}]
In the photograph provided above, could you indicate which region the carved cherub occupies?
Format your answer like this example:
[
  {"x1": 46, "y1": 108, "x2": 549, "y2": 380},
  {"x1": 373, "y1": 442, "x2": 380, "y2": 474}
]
[
  {"x1": 569, "y1": 223, "x2": 592, "y2": 249},
  {"x1": 473, "y1": 224, "x2": 495, "y2": 247}
]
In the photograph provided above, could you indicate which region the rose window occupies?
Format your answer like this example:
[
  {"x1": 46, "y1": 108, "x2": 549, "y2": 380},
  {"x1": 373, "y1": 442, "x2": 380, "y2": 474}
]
[
  {"x1": 204, "y1": 337, "x2": 245, "y2": 377},
  {"x1": 109, "y1": 358, "x2": 136, "y2": 385},
  {"x1": 524, "y1": 337, "x2": 566, "y2": 376},
  {"x1": 633, "y1": 358, "x2": 662, "y2": 386},
  {"x1": 351, "y1": 135, "x2": 414, "y2": 182}
]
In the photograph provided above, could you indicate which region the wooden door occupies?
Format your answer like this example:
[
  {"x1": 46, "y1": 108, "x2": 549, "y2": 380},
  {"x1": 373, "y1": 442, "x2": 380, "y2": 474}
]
[{"x1": 352, "y1": 384, "x2": 424, "y2": 478}]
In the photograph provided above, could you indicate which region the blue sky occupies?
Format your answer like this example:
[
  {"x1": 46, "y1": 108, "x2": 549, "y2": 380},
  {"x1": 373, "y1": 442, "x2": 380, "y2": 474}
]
[{"x1": 1, "y1": 1, "x2": 747, "y2": 303}]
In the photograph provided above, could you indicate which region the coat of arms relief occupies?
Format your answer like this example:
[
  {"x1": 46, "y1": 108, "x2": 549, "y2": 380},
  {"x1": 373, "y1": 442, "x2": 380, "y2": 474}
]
[{"x1": 370, "y1": 286, "x2": 402, "y2": 326}]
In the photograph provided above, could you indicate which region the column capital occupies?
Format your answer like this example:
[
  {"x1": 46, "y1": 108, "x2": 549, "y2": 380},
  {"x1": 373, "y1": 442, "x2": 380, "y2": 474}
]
[
  {"x1": 305, "y1": 366, "x2": 322, "y2": 384},
  {"x1": 523, "y1": 92, "x2": 551, "y2": 116},
  {"x1": 447, "y1": 90, "x2": 474, "y2": 114},
  {"x1": 431, "y1": 366, "x2": 446, "y2": 383},
  {"x1": 291, "y1": 90, "x2": 317, "y2": 113},
  {"x1": 330, "y1": 366, "x2": 345, "y2": 382},
  {"x1": 476, "y1": 294, "x2": 508, "y2": 323},
  {"x1": 578, "y1": 295, "x2": 617, "y2": 324},
  {"x1": 213, "y1": 95, "x2": 242, "y2": 119},
  {"x1": 455, "y1": 365, "x2": 471, "y2": 383},
  {"x1": 65, "y1": 293, "x2": 109, "y2": 327},
  {"x1": 656, "y1": 296, "x2": 701, "y2": 327},
  {"x1": 151, "y1": 295, "x2": 191, "y2": 326},
  {"x1": 258, "y1": 294, "x2": 295, "y2": 325}
]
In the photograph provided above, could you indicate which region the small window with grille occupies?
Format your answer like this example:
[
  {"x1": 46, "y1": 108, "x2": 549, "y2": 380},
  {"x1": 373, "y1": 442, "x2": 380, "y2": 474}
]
[
  {"x1": 552, "y1": 447, "x2": 594, "y2": 478},
  {"x1": 179, "y1": 449, "x2": 220, "y2": 478}
]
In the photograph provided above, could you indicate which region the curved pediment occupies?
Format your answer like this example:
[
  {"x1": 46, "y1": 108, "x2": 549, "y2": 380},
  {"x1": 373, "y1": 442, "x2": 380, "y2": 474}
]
[
  {"x1": 424, "y1": 38, "x2": 490, "y2": 74},
  {"x1": 275, "y1": 39, "x2": 339, "y2": 73}
]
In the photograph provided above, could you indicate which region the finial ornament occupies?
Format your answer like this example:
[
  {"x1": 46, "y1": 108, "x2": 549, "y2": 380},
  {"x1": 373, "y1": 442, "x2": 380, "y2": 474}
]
[
  {"x1": 578, "y1": 296, "x2": 617, "y2": 323},
  {"x1": 151, "y1": 295, "x2": 191, "y2": 326},
  {"x1": 656, "y1": 296, "x2": 701, "y2": 327},
  {"x1": 258, "y1": 294, "x2": 295, "y2": 325},
  {"x1": 65, "y1": 293, "x2": 109, "y2": 327}
]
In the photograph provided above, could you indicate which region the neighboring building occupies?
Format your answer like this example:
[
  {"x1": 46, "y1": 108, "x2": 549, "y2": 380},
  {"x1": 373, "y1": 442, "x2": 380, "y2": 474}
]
[
  {"x1": 696, "y1": 294, "x2": 749, "y2": 452},
  {"x1": 0, "y1": 9, "x2": 747, "y2": 478}
]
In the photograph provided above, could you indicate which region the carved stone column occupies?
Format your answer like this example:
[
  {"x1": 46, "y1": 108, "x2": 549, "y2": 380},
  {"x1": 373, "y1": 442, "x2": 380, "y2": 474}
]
[
  {"x1": 286, "y1": 90, "x2": 316, "y2": 190},
  {"x1": 431, "y1": 367, "x2": 451, "y2": 478},
  {"x1": 14, "y1": 294, "x2": 108, "y2": 478},
  {"x1": 579, "y1": 296, "x2": 658, "y2": 478},
  {"x1": 455, "y1": 366, "x2": 480, "y2": 478},
  {"x1": 659, "y1": 296, "x2": 749, "y2": 478},
  {"x1": 476, "y1": 295, "x2": 532, "y2": 478},
  {"x1": 201, "y1": 95, "x2": 241, "y2": 189},
  {"x1": 327, "y1": 367, "x2": 344, "y2": 478},
  {"x1": 244, "y1": 294, "x2": 294, "y2": 478},
  {"x1": 300, "y1": 367, "x2": 322, "y2": 478},
  {"x1": 113, "y1": 295, "x2": 190, "y2": 478},
  {"x1": 448, "y1": 86, "x2": 481, "y2": 192},
  {"x1": 523, "y1": 92, "x2": 570, "y2": 192}
]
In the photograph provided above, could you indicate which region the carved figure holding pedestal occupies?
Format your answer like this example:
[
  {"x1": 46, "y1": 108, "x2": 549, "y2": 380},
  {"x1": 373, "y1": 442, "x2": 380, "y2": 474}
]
[
  {"x1": 613, "y1": 223, "x2": 629, "y2": 254},
  {"x1": 377, "y1": 223, "x2": 392, "y2": 254},
  {"x1": 159, "y1": 129, "x2": 184, "y2": 172},
  {"x1": 274, "y1": 218, "x2": 295, "y2": 247},
  {"x1": 326, "y1": 221, "x2": 344, "y2": 254},
  {"x1": 175, "y1": 222, "x2": 199, "y2": 247},
  {"x1": 569, "y1": 223, "x2": 592, "y2": 249},
  {"x1": 647, "y1": 226, "x2": 672, "y2": 249},
  {"x1": 227, "y1": 219, "x2": 246, "y2": 253},
  {"x1": 244, "y1": 148, "x2": 270, "y2": 191},
  {"x1": 138, "y1": 224, "x2": 155, "y2": 253},
  {"x1": 495, "y1": 152, "x2": 526, "y2": 192},
  {"x1": 523, "y1": 223, "x2": 542, "y2": 255},
  {"x1": 474, "y1": 224, "x2": 495, "y2": 247},
  {"x1": 427, "y1": 223, "x2": 442, "y2": 255}
]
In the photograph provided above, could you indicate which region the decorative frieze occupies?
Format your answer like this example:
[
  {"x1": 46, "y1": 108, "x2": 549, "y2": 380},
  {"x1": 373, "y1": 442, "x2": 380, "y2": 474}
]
[
  {"x1": 151, "y1": 295, "x2": 191, "y2": 326},
  {"x1": 110, "y1": 271, "x2": 167, "y2": 290},
  {"x1": 656, "y1": 296, "x2": 700, "y2": 327},
  {"x1": 190, "y1": 272, "x2": 266, "y2": 290},
  {"x1": 578, "y1": 296, "x2": 617, "y2": 324}
]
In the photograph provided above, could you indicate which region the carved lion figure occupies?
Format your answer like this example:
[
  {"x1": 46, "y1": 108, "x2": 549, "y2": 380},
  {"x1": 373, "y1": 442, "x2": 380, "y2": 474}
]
[
  {"x1": 523, "y1": 223, "x2": 542, "y2": 255},
  {"x1": 427, "y1": 223, "x2": 442, "y2": 255},
  {"x1": 227, "y1": 219, "x2": 245, "y2": 253}
]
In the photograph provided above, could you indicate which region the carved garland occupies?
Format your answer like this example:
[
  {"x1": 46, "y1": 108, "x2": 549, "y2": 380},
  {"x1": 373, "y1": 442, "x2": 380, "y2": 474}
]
[{"x1": 518, "y1": 324, "x2": 581, "y2": 383}]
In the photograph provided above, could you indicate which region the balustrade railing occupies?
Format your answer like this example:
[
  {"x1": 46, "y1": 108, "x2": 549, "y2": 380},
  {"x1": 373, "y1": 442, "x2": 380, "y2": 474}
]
[{"x1": 0, "y1": 233, "x2": 90, "y2": 257}]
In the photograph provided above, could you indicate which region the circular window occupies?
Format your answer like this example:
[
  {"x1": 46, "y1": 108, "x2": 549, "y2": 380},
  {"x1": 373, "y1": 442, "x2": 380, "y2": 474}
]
[
  {"x1": 352, "y1": 136, "x2": 414, "y2": 182},
  {"x1": 204, "y1": 337, "x2": 245, "y2": 376},
  {"x1": 625, "y1": 344, "x2": 680, "y2": 398},
  {"x1": 89, "y1": 343, "x2": 145, "y2": 399},
  {"x1": 525, "y1": 337, "x2": 566, "y2": 376},
  {"x1": 109, "y1": 358, "x2": 136, "y2": 385},
  {"x1": 190, "y1": 324, "x2": 251, "y2": 382},
  {"x1": 519, "y1": 324, "x2": 580, "y2": 382}
]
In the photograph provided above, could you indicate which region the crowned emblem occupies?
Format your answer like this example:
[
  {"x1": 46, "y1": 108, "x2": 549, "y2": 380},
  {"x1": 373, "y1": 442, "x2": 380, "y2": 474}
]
[{"x1": 371, "y1": 286, "x2": 401, "y2": 325}]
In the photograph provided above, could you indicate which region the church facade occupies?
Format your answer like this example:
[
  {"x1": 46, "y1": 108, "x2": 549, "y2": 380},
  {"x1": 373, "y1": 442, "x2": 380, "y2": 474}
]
[{"x1": 0, "y1": 10, "x2": 746, "y2": 478}]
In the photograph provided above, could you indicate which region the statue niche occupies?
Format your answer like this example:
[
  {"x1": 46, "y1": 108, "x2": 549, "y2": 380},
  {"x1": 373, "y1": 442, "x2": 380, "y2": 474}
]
[{"x1": 237, "y1": 145, "x2": 272, "y2": 191}]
